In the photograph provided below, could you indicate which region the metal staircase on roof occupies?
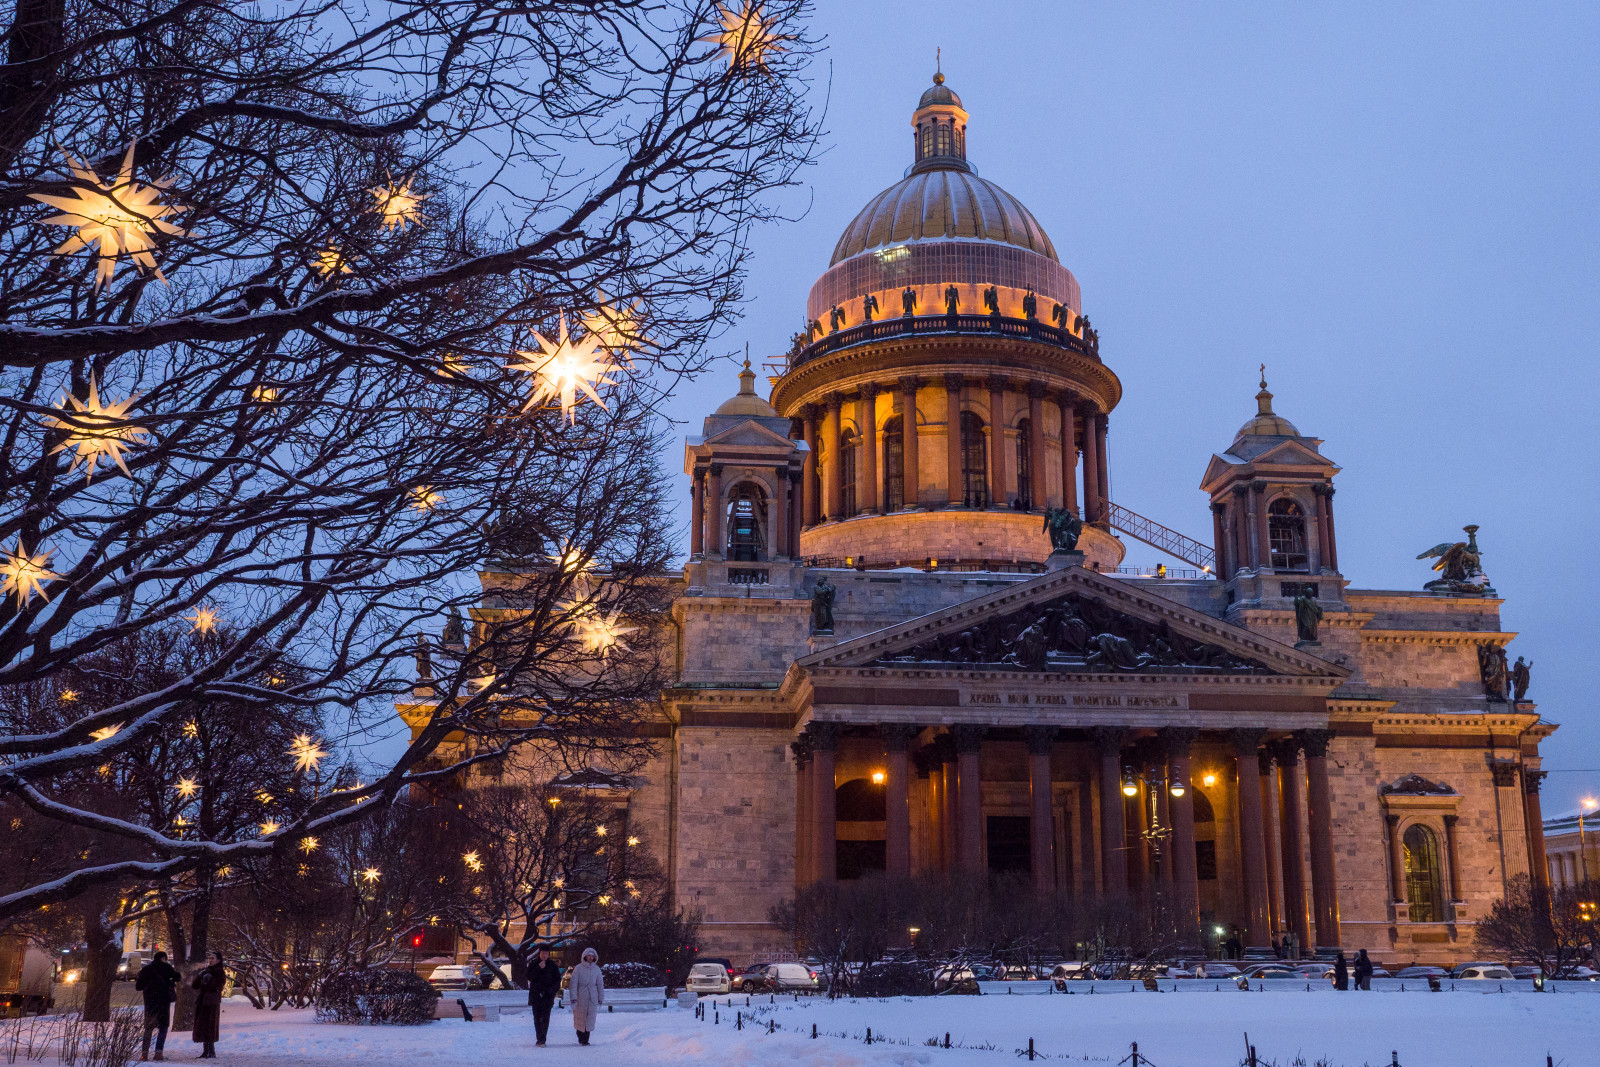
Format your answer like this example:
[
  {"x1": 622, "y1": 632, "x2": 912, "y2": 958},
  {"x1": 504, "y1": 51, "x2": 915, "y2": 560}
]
[{"x1": 1107, "y1": 502, "x2": 1217, "y2": 574}]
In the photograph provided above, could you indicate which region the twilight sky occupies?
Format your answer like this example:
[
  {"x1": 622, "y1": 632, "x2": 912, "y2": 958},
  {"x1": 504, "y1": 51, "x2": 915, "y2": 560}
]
[{"x1": 649, "y1": 2, "x2": 1600, "y2": 792}]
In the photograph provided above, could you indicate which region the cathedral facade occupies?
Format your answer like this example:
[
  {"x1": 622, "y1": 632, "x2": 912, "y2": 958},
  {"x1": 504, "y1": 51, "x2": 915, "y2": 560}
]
[{"x1": 428, "y1": 74, "x2": 1554, "y2": 965}]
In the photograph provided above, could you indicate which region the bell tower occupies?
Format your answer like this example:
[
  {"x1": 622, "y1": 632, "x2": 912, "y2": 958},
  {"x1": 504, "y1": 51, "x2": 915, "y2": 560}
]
[{"x1": 1199, "y1": 372, "x2": 1342, "y2": 609}]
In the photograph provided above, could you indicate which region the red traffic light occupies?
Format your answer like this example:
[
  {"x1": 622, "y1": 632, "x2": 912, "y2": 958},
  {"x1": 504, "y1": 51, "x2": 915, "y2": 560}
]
[{"x1": 411, "y1": 934, "x2": 424, "y2": 949}]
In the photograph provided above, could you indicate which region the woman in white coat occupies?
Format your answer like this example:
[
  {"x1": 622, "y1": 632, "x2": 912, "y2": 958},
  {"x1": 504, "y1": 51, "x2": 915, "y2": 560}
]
[{"x1": 568, "y1": 947, "x2": 605, "y2": 1046}]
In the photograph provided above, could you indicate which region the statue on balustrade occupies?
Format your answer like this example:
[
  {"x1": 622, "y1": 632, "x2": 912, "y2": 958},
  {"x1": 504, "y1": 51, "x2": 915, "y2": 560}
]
[
  {"x1": 901, "y1": 286, "x2": 918, "y2": 316},
  {"x1": 1510, "y1": 655, "x2": 1532, "y2": 701},
  {"x1": 442, "y1": 610, "x2": 465, "y2": 647},
  {"x1": 1078, "y1": 315, "x2": 1099, "y2": 356},
  {"x1": 807, "y1": 318, "x2": 823, "y2": 340},
  {"x1": 862, "y1": 293, "x2": 879, "y2": 322},
  {"x1": 1051, "y1": 302, "x2": 1070, "y2": 329},
  {"x1": 811, "y1": 577, "x2": 836, "y2": 634},
  {"x1": 1417, "y1": 524, "x2": 1487, "y2": 594},
  {"x1": 1477, "y1": 641, "x2": 1510, "y2": 701},
  {"x1": 1293, "y1": 593, "x2": 1323, "y2": 645},
  {"x1": 944, "y1": 284, "x2": 961, "y2": 316},
  {"x1": 414, "y1": 635, "x2": 433, "y2": 681},
  {"x1": 829, "y1": 305, "x2": 847, "y2": 333},
  {"x1": 982, "y1": 285, "x2": 1000, "y2": 316},
  {"x1": 1022, "y1": 289, "x2": 1038, "y2": 320},
  {"x1": 787, "y1": 331, "x2": 808, "y2": 360},
  {"x1": 1042, "y1": 506, "x2": 1083, "y2": 553}
]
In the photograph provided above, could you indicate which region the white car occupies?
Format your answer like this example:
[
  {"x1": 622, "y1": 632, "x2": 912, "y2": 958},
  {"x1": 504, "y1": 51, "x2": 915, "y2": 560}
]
[
  {"x1": 763, "y1": 962, "x2": 818, "y2": 992},
  {"x1": 1455, "y1": 965, "x2": 1514, "y2": 980},
  {"x1": 1192, "y1": 962, "x2": 1241, "y2": 979},
  {"x1": 686, "y1": 962, "x2": 732, "y2": 995},
  {"x1": 426, "y1": 964, "x2": 482, "y2": 990}
]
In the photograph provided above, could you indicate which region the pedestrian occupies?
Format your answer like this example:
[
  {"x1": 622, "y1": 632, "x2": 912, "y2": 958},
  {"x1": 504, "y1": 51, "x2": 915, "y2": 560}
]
[
  {"x1": 134, "y1": 951, "x2": 181, "y2": 1061},
  {"x1": 190, "y1": 951, "x2": 228, "y2": 1059},
  {"x1": 1354, "y1": 949, "x2": 1374, "y2": 991},
  {"x1": 568, "y1": 947, "x2": 605, "y2": 1047},
  {"x1": 527, "y1": 944, "x2": 562, "y2": 1048},
  {"x1": 1333, "y1": 952, "x2": 1349, "y2": 990},
  {"x1": 1271, "y1": 936, "x2": 1282, "y2": 959}
]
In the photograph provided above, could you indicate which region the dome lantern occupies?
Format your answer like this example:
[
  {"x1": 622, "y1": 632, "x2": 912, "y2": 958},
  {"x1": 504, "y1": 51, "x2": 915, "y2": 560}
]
[{"x1": 910, "y1": 69, "x2": 970, "y2": 174}]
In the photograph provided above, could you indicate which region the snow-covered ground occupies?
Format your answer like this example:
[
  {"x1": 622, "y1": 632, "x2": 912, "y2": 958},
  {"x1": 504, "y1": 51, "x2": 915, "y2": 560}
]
[{"x1": 204, "y1": 985, "x2": 1597, "y2": 1067}]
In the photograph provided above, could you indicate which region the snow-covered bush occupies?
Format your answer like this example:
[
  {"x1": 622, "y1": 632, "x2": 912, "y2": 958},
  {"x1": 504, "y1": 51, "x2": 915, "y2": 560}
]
[
  {"x1": 601, "y1": 962, "x2": 667, "y2": 989},
  {"x1": 853, "y1": 962, "x2": 931, "y2": 998},
  {"x1": 315, "y1": 969, "x2": 439, "y2": 1025}
]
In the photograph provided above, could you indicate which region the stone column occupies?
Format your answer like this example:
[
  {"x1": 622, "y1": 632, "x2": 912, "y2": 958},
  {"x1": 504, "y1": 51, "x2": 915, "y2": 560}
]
[
  {"x1": 899, "y1": 377, "x2": 920, "y2": 508},
  {"x1": 689, "y1": 468, "x2": 705, "y2": 558},
  {"x1": 1210, "y1": 503, "x2": 1228, "y2": 579},
  {"x1": 941, "y1": 743, "x2": 958, "y2": 871},
  {"x1": 926, "y1": 747, "x2": 944, "y2": 871},
  {"x1": 1321, "y1": 485, "x2": 1339, "y2": 572},
  {"x1": 1231, "y1": 730, "x2": 1271, "y2": 947},
  {"x1": 882, "y1": 724, "x2": 917, "y2": 879},
  {"x1": 860, "y1": 385, "x2": 879, "y2": 515},
  {"x1": 706, "y1": 464, "x2": 725, "y2": 559},
  {"x1": 986, "y1": 377, "x2": 1007, "y2": 508},
  {"x1": 1026, "y1": 726, "x2": 1056, "y2": 893},
  {"x1": 1090, "y1": 727, "x2": 1128, "y2": 892},
  {"x1": 1095, "y1": 414, "x2": 1109, "y2": 516},
  {"x1": 801, "y1": 407, "x2": 819, "y2": 527},
  {"x1": 1079, "y1": 407, "x2": 1101, "y2": 523},
  {"x1": 823, "y1": 394, "x2": 843, "y2": 521},
  {"x1": 1298, "y1": 729, "x2": 1340, "y2": 949},
  {"x1": 1164, "y1": 728, "x2": 1200, "y2": 932},
  {"x1": 1385, "y1": 814, "x2": 1405, "y2": 907},
  {"x1": 1232, "y1": 488, "x2": 1251, "y2": 576},
  {"x1": 811, "y1": 723, "x2": 838, "y2": 883},
  {"x1": 1524, "y1": 768, "x2": 1550, "y2": 899},
  {"x1": 791, "y1": 737, "x2": 811, "y2": 886},
  {"x1": 1057, "y1": 393, "x2": 1078, "y2": 513},
  {"x1": 942, "y1": 375, "x2": 965, "y2": 507},
  {"x1": 1027, "y1": 383, "x2": 1047, "y2": 510},
  {"x1": 1252, "y1": 480, "x2": 1271, "y2": 571},
  {"x1": 1260, "y1": 752, "x2": 1282, "y2": 938},
  {"x1": 1443, "y1": 814, "x2": 1462, "y2": 916},
  {"x1": 1274, "y1": 740, "x2": 1310, "y2": 953},
  {"x1": 770, "y1": 466, "x2": 788, "y2": 561},
  {"x1": 788, "y1": 471, "x2": 803, "y2": 558},
  {"x1": 955, "y1": 726, "x2": 985, "y2": 871}
]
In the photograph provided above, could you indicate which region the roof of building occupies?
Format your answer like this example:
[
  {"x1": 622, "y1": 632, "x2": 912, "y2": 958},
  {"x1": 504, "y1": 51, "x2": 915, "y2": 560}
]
[
  {"x1": 712, "y1": 359, "x2": 780, "y2": 418},
  {"x1": 1234, "y1": 374, "x2": 1301, "y2": 441}
]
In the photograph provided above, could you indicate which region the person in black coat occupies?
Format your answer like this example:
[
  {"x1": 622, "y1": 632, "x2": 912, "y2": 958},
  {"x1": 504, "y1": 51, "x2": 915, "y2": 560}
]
[
  {"x1": 526, "y1": 944, "x2": 563, "y2": 1048},
  {"x1": 1354, "y1": 949, "x2": 1374, "y2": 991},
  {"x1": 1333, "y1": 952, "x2": 1349, "y2": 990},
  {"x1": 191, "y1": 952, "x2": 228, "y2": 1059},
  {"x1": 134, "y1": 952, "x2": 181, "y2": 1062}
]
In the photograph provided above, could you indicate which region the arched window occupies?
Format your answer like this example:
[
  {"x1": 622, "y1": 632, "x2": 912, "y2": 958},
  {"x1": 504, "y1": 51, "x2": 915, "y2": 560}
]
[
  {"x1": 882, "y1": 415, "x2": 905, "y2": 512},
  {"x1": 839, "y1": 429, "x2": 858, "y2": 517},
  {"x1": 1403, "y1": 823, "x2": 1445, "y2": 923},
  {"x1": 1268, "y1": 498, "x2": 1309, "y2": 572},
  {"x1": 726, "y1": 483, "x2": 767, "y2": 562},
  {"x1": 919, "y1": 123, "x2": 934, "y2": 159},
  {"x1": 960, "y1": 412, "x2": 988, "y2": 508},
  {"x1": 935, "y1": 121, "x2": 951, "y2": 156},
  {"x1": 1015, "y1": 417, "x2": 1033, "y2": 510}
]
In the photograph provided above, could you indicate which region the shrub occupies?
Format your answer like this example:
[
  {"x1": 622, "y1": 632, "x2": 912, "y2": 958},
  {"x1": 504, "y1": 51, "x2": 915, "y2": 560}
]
[
  {"x1": 853, "y1": 961, "x2": 931, "y2": 998},
  {"x1": 315, "y1": 969, "x2": 439, "y2": 1025},
  {"x1": 600, "y1": 962, "x2": 666, "y2": 989}
]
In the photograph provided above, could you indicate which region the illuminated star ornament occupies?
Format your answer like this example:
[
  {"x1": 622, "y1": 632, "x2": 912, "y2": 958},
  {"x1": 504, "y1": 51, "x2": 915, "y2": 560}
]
[
  {"x1": 409, "y1": 485, "x2": 443, "y2": 512},
  {"x1": 706, "y1": 2, "x2": 787, "y2": 72},
  {"x1": 289, "y1": 734, "x2": 326, "y2": 773},
  {"x1": 547, "y1": 541, "x2": 593, "y2": 577},
  {"x1": 175, "y1": 777, "x2": 199, "y2": 799},
  {"x1": 571, "y1": 609, "x2": 637, "y2": 657},
  {"x1": 90, "y1": 723, "x2": 122, "y2": 742},
  {"x1": 369, "y1": 175, "x2": 428, "y2": 233},
  {"x1": 44, "y1": 376, "x2": 148, "y2": 481},
  {"x1": 361, "y1": 867, "x2": 381, "y2": 884},
  {"x1": 185, "y1": 605, "x2": 220, "y2": 635},
  {"x1": 29, "y1": 142, "x2": 184, "y2": 288},
  {"x1": 463, "y1": 851, "x2": 484, "y2": 872},
  {"x1": 259, "y1": 821, "x2": 280, "y2": 836},
  {"x1": 1, "y1": 540, "x2": 58, "y2": 606},
  {"x1": 311, "y1": 244, "x2": 352, "y2": 278},
  {"x1": 511, "y1": 314, "x2": 616, "y2": 425},
  {"x1": 299, "y1": 836, "x2": 319, "y2": 854},
  {"x1": 581, "y1": 291, "x2": 645, "y2": 358}
]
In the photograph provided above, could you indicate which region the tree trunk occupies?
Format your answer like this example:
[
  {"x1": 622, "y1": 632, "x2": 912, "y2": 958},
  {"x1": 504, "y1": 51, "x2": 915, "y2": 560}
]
[{"x1": 81, "y1": 912, "x2": 121, "y2": 1023}]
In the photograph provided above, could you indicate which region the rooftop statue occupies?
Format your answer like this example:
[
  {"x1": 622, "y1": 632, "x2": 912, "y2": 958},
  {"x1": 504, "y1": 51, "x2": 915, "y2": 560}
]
[
  {"x1": 982, "y1": 285, "x2": 1000, "y2": 315},
  {"x1": 1417, "y1": 524, "x2": 1488, "y2": 594},
  {"x1": 441, "y1": 610, "x2": 465, "y2": 647},
  {"x1": 1511, "y1": 655, "x2": 1532, "y2": 701},
  {"x1": 943, "y1": 284, "x2": 960, "y2": 316},
  {"x1": 1293, "y1": 593, "x2": 1323, "y2": 645},
  {"x1": 901, "y1": 286, "x2": 918, "y2": 316},
  {"x1": 1477, "y1": 641, "x2": 1510, "y2": 701},
  {"x1": 862, "y1": 293, "x2": 879, "y2": 322},
  {"x1": 1022, "y1": 289, "x2": 1038, "y2": 320},
  {"x1": 811, "y1": 576, "x2": 836, "y2": 634},
  {"x1": 1042, "y1": 506, "x2": 1083, "y2": 553}
]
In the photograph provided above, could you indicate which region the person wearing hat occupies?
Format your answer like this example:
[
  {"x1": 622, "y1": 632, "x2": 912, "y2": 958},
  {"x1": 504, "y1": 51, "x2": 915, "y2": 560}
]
[
  {"x1": 568, "y1": 948, "x2": 604, "y2": 1046},
  {"x1": 527, "y1": 945, "x2": 562, "y2": 1047}
]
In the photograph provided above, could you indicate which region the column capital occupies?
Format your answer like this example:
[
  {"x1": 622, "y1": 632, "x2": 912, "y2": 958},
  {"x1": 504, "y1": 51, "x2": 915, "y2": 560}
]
[
  {"x1": 1232, "y1": 484, "x2": 1250, "y2": 500},
  {"x1": 1088, "y1": 725, "x2": 1127, "y2": 757},
  {"x1": 1210, "y1": 501, "x2": 1227, "y2": 515},
  {"x1": 823, "y1": 392, "x2": 843, "y2": 412},
  {"x1": 1524, "y1": 767, "x2": 1548, "y2": 795},
  {"x1": 805, "y1": 721, "x2": 839, "y2": 751},
  {"x1": 898, "y1": 375, "x2": 921, "y2": 393},
  {"x1": 801, "y1": 402, "x2": 820, "y2": 422},
  {"x1": 912, "y1": 746, "x2": 938, "y2": 778},
  {"x1": 953, "y1": 724, "x2": 986, "y2": 753},
  {"x1": 1026, "y1": 380, "x2": 1049, "y2": 400},
  {"x1": 1295, "y1": 728, "x2": 1335, "y2": 759},
  {"x1": 1267, "y1": 737, "x2": 1301, "y2": 765},
  {"x1": 1313, "y1": 482, "x2": 1336, "y2": 498},
  {"x1": 1076, "y1": 400, "x2": 1100, "y2": 417},
  {"x1": 1160, "y1": 726, "x2": 1198, "y2": 757},
  {"x1": 1443, "y1": 813, "x2": 1459, "y2": 828},
  {"x1": 942, "y1": 372, "x2": 965, "y2": 391},
  {"x1": 790, "y1": 736, "x2": 812, "y2": 764},
  {"x1": 1230, "y1": 727, "x2": 1268, "y2": 759},
  {"x1": 708, "y1": 462, "x2": 725, "y2": 477},
  {"x1": 1024, "y1": 724, "x2": 1057, "y2": 755},
  {"x1": 985, "y1": 375, "x2": 1008, "y2": 394},
  {"x1": 860, "y1": 381, "x2": 880, "y2": 399},
  {"x1": 880, "y1": 723, "x2": 920, "y2": 751},
  {"x1": 1250, "y1": 478, "x2": 1269, "y2": 494}
]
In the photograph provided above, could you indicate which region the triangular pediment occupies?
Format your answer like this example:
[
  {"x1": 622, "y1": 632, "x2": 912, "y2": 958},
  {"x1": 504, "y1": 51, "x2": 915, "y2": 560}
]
[
  {"x1": 1251, "y1": 439, "x2": 1336, "y2": 468},
  {"x1": 798, "y1": 567, "x2": 1345, "y2": 679},
  {"x1": 702, "y1": 419, "x2": 797, "y2": 449}
]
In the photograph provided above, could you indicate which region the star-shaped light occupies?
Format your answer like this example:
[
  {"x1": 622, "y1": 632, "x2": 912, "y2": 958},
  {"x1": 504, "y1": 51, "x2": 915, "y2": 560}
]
[
  {"x1": 259, "y1": 821, "x2": 279, "y2": 836},
  {"x1": 595, "y1": 825, "x2": 607, "y2": 837},
  {"x1": 463, "y1": 850, "x2": 484, "y2": 872},
  {"x1": 59, "y1": 689, "x2": 78, "y2": 703},
  {"x1": 182, "y1": 720, "x2": 199, "y2": 737},
  {"x1": 29, "y1": 142, "x2": 183, "y2": 288},
  {"x1": 552, "y1": 876, "x2": 565, "y2": 889},
  {"x1": 289, "y1": 734, "x2": 326, "y2": 773},
  {"x1": 547, "y1": 541, "x2": 594, "y2": 577},
  {"x1": 627, "y1": 835, "x2": 639, "y2": 847},
  {"x1": 361, "y1": 867, "x2": 381, "y2": 884},
  {"x1": 409, "y1": 486, "x2": 443, "y2": 512},
  {"x1": 185, "y1": 605, "x2": 220, "y2": 635},
  {"x1": 251, "y1": 386, "x2": 280, "y2": 403},
  {"x1": 90, "y1": 723, "x2": 121, "y2": 742},
  {"x1": 255, "y1": 789, "x2": 274, "y2": 805},
  {"x1": 581, "y1": 291, "x2": 645, "y2": 357},
  {"x1": 597, "y1": 894, "x2": 612, "y2": 906},
  {"x1": 44, "y1": 377, "x2": 147, "y2": 482},
  {"x1": 511, "y1": 314, "x2": 616, "y2": 425},
  {"x1": 706, "y1": 3, "x2": 788, "y2": 72},
  {"x1": 175, "y1": 777, "x2": 199, "y2": 798},
  {"x1": 298, "y1": 836, "x2": 318, "y2": 854},
  {"x1": 1, "y1": 540, "x2": 58, "y2": 606},
  {"x1": 369, "y1": 175, "x2": 428, "y2": 232},
  {"x1": 571, "y1": 609, "x2": 638, "y2": 657},
  {"x1": 311, "y1": 244, "x2": 352, "y2": 278}
]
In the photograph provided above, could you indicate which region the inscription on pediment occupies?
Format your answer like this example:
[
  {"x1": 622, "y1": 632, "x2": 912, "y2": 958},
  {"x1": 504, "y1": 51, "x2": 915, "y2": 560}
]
[{"x1": 874, "y1": 591, "x2": 1270, "y2": 675}]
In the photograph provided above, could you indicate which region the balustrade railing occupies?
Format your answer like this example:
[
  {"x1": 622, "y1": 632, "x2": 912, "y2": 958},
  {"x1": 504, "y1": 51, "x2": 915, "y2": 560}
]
[{"x1": 779, "y1": 313, "x2": 1094, "y2": 373}]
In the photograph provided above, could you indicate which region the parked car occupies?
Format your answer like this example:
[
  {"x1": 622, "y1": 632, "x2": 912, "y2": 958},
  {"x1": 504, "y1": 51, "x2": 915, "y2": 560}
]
[
  {"x1": 116, "y1": 951, "x2": 152, "y2": 982},
  {"x1": 729, "y1": 964, "x2": 772, "y2": 992},
  {"x1": 1191, "y1": 962, "x2": 1241, "y2": 979},
  {"x1": 1511, "y1": 965, "x2": 1544, "y2": 980},
  {"x1": 425, "y1": 964, "x2": 483, "y2": 991},
  {"x1": 763, "y1": 963, "x2": 818, "y2": 992},
  {"x1": 1394, "y1": 966, "x2": 1447, "y2": 980},
  {"x1": 1553, "y1": 966, "x2": 1600, "y2": 980},
  {"x1": 1244, "y1": 966, "x2": 1300, "y2": 980},
  {"x1": 686, "y1": 961, "x2": 732, "y2": 995},
  {"x1": 931, "y1": 964, "x2": 982, "y2": 994},
  {"x1": 1455, "y1": 964, "x2": 1514, "y2": 980}
]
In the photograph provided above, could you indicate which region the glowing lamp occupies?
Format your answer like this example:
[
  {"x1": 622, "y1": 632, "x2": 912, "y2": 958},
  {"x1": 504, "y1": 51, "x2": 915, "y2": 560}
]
[
  {"x1": 1202, "y1": 773, "x2": 1217, "y2": 787},
  {"x1": 1121, "y1": 777, "x2": 1138, "y2": 797},
  {"x1": 44, "y1": 376, "x2": 147, "y2": 481},
  {"x1": 1169, "y1": 783, "x2": 1185, "y2": 798},
  {"x1": 512, "y1": 313, "x2": 616, "y2": 424},
  {"x1": 1, "y1": 540, "x2": 58, "y2": 606},
  {"x1": 30, "y1": 142, "x2": 183, "y2": 288},
  {"x1": 871, "y1": 771, "x2": 886, "y2": 785}
]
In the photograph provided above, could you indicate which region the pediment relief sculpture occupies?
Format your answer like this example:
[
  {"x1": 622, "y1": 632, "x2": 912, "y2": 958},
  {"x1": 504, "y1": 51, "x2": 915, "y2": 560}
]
[
  {"x1": 873, "y1": 591, "x2": 1271, "y2": 675},
  {"x1": 1379, "y1": 773, "x2": 1457, "y2": 797}
]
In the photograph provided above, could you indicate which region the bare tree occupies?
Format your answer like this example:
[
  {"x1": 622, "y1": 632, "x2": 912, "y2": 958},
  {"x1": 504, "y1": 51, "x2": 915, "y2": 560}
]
[
  {"x1": 0, "y1": 0, "x2": 822, "y2": 923},
  {"x1": 1475, "y1": 874, "x2": 1591, "y2": 976}
]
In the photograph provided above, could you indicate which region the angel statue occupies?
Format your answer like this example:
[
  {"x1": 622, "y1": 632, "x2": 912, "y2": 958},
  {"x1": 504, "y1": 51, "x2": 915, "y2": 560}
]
[
  {"x1": 1042, "y1": 506, "x2": 1083, "y2": 553},
  {"x1": 1417, "y1": 524, "x2": 1487, "y2": 594}
]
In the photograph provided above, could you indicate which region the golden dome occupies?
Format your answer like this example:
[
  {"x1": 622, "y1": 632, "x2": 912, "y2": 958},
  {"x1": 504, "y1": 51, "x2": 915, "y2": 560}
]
[
  {"x1": 829, "y1": 168, "x2": 1058, "y2": 266},
  {"x1": 712, "y1": 360, "x2": 779, "y2": 418},
  {"x1": 1234, "y1": 374, "x2": 1300, "y2": 439}
]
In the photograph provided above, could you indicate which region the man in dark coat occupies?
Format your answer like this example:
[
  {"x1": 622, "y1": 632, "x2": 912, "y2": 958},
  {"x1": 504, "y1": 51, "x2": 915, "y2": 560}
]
[
  {"x1": 191, "y1": 952, "x2": 228, "y2": 1058},
  {"x1": 1333, "y1": 952, "x2": 1349, "y2": 990},
  {"x1": 527, "y1": 944, "x2": 562, "y2": 1047},
  {"x1": 135, "y1": 951, "x2": 181, "y2": 1061},
  {"x1": 1354, "y1": 949, "x2": 1374, "y2": 991}
]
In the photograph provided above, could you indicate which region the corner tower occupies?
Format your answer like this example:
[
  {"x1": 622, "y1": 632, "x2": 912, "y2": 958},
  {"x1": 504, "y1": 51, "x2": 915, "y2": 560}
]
[{"x1": 768, "y1": 73, "x2": 1125, "y2": 572}]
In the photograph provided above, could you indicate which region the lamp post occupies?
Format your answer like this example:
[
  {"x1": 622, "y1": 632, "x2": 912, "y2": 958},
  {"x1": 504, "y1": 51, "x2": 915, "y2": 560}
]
[{"x1": 1121, "y1": 768, "x2": 1186, "y2": 880}]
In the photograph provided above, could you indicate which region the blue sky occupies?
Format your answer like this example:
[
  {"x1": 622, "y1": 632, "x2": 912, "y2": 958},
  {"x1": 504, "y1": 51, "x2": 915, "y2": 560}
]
[{"x1": 652, "y1": 2, "x2": 1600, "y2": 788}]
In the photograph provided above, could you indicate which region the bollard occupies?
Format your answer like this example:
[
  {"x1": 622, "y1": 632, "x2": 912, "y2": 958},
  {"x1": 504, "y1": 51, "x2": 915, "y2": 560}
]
[
  {"x1": 812, "y1": 1023, "x2": 817, "y2": 1039},
  {"x1": 866, "y1": 1027, "x2": 872, "y2": 1044},
  {"x1": 1028, "y1": 1037, "x2": 1036, "y2": 1061},
  {"x1": 1131, "y1": 1041, "x2": 1141, "y2": 1067},
  {"x1": 1390, "y1": 1052, "x2": 1399, "y2": 1067},
  {"x1": 736, "y1": 1011, "x2": 742, "y2": 1031},
  {"x1": 768, "y1": 1019, "x2": 775, "y2": 1034},
  {"x1": 714, "y1": 1009, "x2": 719, "y2": 1025},
  {"x1": 944, "y1": 1032, "x2": 951, "y2": 1049}
]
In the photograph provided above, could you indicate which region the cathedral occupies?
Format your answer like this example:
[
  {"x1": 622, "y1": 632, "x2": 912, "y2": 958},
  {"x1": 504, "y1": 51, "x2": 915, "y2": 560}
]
[{"x1": 420, "y1": 73, "x2": 1553, "y2": 965}]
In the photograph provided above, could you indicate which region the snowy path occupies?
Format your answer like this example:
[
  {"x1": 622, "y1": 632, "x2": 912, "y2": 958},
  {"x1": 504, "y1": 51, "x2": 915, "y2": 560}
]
[{"x1": 207, "y1": 987, "x2": 1598, "y2": 1067}]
